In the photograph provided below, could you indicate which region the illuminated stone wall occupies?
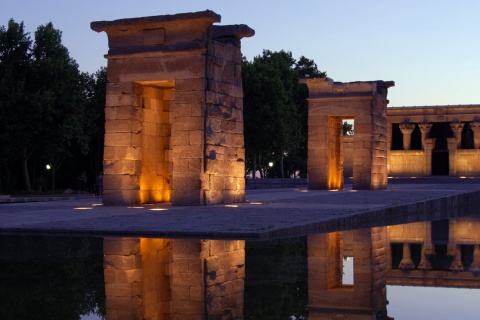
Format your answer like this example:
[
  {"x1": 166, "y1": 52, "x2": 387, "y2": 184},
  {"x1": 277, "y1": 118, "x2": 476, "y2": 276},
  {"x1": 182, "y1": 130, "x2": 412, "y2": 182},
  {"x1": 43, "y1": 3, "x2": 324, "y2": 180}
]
[
  {"x1": 92, "y1": 11, "x2": 253, "y2": 205},
  {"x1": 307, "y1": 227, "x2": 389, "y2": 319},
  {"x1": 343, "y1": 105, "x2": 480, "y2": 177},
  {"x1": 103, "y1": 237, "x2": 245, "y2": 320},
  {"x1": 301, "y1": 78, "x2": 394, "y2": 190},
  {"x1": 387, "y1": 218, "x2": 480, "y2": 287}
]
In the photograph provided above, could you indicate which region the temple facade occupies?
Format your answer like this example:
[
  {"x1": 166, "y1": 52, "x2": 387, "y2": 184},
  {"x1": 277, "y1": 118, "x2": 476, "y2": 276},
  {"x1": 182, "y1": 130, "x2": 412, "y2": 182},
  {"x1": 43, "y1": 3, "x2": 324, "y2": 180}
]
[{"x1": 344, "y1": 104, "x2": 480, "y2": 177}]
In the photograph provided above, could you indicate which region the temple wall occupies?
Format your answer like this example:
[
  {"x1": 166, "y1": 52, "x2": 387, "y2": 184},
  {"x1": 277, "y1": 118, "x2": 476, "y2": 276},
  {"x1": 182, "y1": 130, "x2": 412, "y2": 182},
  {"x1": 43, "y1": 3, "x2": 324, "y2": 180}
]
[
  {"x1": 204, "y1": 39, "x2": 246, "y2": 204},
  {"x1": 388, "y1": 150, "x2": 426, "y2": 176},
  {"x1": 343, "y1": 105, "x2": 480, "y2": 177},
  {"x1": 92, "y1": 11, "x2": 253, "y2": 205},
  {"x1": 342, "y1": 135, "x2": 353, "y2": 177},
  {"x1": 455, "y1": 150, "x2": 480, "y2": 176},
  {"x1": 103, "y1": 237, "x2": 245, "y2": 320},
  {"x1": 302, "y1": 78, "x2": 393, "y2": 190},
  {"x1": 307, "y1": 228, "x2": 389, "y2": 319}
]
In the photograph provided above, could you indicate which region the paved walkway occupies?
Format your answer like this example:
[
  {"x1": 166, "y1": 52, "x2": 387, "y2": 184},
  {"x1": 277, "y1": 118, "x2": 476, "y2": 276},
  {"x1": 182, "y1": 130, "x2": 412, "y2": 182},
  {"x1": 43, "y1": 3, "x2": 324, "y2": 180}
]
[{"x1": 1, "y1": 178, "x2": 480, "y2": 239}]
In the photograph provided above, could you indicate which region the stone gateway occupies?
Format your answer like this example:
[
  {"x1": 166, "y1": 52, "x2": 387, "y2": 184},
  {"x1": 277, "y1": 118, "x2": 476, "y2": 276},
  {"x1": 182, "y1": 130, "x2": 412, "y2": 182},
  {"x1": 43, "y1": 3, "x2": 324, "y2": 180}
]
[{"x1": 91, "y1": 11, "x2": 254, "y2": 205}]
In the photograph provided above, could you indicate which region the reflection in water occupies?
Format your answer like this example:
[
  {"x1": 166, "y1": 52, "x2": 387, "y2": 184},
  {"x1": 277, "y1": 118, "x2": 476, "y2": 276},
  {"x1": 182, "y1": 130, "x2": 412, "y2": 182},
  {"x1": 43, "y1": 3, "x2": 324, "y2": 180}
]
[
  {"x1": 103, "y1": 238, "x2": 245, "y2": 320},
  {"x1": 0, "y1": 236, "x2": 105, "y2": 320},
  {"x1": 3, "y1": 217, "x2": 480, "y2": 319}
]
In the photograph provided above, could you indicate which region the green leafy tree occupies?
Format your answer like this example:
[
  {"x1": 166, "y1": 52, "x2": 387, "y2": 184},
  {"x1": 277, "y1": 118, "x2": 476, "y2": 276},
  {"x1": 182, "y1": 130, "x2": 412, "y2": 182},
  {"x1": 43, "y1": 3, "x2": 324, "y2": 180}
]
[
  {"x1": 0, "y1": 20, "x2": 100, "y2": 193},
  {"x1": 0, "y1": 19, "x2": 35, "y2": 192},
  {"x1": 242, "y1": 51, "x2": 326, "y2": 178},
  {"x1": 31, "y1": 22, "x2": 90, "y2": 192}
]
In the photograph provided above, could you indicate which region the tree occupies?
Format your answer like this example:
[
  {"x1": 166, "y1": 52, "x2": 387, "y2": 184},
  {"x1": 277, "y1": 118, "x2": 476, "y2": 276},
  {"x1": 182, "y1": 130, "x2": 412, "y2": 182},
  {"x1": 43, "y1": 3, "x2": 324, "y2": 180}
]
[
  {"x1": 0, "y1": 20, "x2": 102, "y2": 193},
  {"x1": 0, "y1": 19, "x2": 36, "y2": 192},
  {"x1": 343, "y1": 121, "x2": 354, "y2": 135},
  {"x1": 31, "y1": 23, "x2": 91, "y2": 192},
  {"x1": 242, "y1": 51, "x2": 326, "y2": 178}
]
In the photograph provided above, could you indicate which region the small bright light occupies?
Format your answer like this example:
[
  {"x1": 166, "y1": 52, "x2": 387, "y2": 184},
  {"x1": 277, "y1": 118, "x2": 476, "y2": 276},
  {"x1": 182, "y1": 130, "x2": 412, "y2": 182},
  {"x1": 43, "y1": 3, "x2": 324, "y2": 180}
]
[
  {"x1": 92, "y1": 203, "x2": 103, "y2": 206},
  {"x1": 249, "y1": 202, "x2": 263, "y2": 205},
  {"x1": 46, "y1": 164, "x2": 51, "y2": 170},
  {"x1": 74, "y1": 207, "x2": 93, "y2": 210},
  {"x1": 128, "y1": 206, "x2": 145, "y2": 209},
  {"x1": 149, "y1": 208, "x2": 168, "y2": 211},
  {"x1": 298, "y1": 189, "x2": 309, "y2": 193},
  {"x1": 349, "y1": 190, "x2": 358, "y2": 192},
  {"x1": 225, "y1": 204, "x2": 238, "y2": 208},
  {"x1": 460, "y1": 176, "x2": 467, "y2": 179},
  {"x1": 268, "y1": 162, "x2": 273, "y2": 167},
  {"x1": 328, "y1": 189, "x2": 340, "y2": 192}
]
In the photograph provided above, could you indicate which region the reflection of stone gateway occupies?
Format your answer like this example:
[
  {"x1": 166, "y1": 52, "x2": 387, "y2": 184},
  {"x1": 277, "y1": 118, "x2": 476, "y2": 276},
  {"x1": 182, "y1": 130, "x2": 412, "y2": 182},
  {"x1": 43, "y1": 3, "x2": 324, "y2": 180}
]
[
  {"x1": 91, "y1": 11, "x2": 254, "y2": 205},
  {"x1": 103, "y1": 238, "x2": 245, "y2": 320}
]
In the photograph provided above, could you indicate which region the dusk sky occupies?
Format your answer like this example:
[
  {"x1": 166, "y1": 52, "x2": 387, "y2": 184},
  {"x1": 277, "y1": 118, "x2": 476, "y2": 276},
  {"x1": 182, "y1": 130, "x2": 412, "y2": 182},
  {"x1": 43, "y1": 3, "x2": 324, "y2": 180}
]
[{"x1": 2, "y1": 0, "x2": 480, "y2": 107}]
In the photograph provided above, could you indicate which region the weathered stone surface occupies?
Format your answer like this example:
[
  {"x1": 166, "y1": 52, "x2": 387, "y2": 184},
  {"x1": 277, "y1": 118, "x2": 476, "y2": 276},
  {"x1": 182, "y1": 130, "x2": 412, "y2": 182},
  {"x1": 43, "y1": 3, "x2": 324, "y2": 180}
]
[
  {"x1": 302, "y1": 78, "x2": 393, "y2": 190},
  {"x1": 93, "y1": 11, "x2": 252, "y2": 206}
]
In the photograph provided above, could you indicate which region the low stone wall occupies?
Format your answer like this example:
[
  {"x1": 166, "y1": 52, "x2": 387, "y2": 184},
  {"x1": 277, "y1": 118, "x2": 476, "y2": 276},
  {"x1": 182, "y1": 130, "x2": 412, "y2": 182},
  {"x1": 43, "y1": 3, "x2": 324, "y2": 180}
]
[{"x1": 246, "y1": 178, "x2": 307, "y2": 189}]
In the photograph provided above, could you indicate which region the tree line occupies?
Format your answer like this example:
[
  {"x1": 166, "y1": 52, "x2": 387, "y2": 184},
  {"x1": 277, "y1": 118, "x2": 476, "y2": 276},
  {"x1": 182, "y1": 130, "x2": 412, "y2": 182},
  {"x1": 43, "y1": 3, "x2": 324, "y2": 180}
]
[
  {"x1": 0, "y1": 19, "x2": 106, "y2": 194},
  {"x1": 0, "y1": 19, "x2": 328, "y2": 194},
  {"x1": 242, "y1": 50, "x2": 326, "y2": 178}
]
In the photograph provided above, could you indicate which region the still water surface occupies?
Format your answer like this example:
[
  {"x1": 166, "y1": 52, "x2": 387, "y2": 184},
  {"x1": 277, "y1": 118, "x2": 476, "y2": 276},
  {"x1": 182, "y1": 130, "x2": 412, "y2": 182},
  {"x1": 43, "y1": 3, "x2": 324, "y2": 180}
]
[{"x1": 2, "y1": 215, "x2": 480, "y2": 319}]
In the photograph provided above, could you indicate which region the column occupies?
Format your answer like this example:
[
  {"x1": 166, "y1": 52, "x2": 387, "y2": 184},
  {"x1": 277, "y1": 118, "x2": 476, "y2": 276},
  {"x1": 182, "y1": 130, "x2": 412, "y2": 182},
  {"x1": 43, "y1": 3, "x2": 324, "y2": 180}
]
[
  {"x1": 470, "y1": 121, "x2": 480, "y2": 149},
  {"x1": 447, "y1": 137, "x2": 457, "y2": 176},
  {"x1": 418, "y1": 122, "x2": 433, "y2": 150},
  {"x1": 399, "y1": 123, "x2": 416, "y2": 150},
  {"x1": 425, "y1": 138, "x2": 436, "y2": 175},
  {"x1": 398, "y1": 243, "x2": 415, "y2": 270},
  {"x1": 470, "y1": 245, "x2": 480, "y2": 273},
  {"x1": 449, "y1": 245, "x2": 464, "y2": 271},
  {"x1": 450, "y1": 122, "x2": 465, "y2": 149},
  {"x1": 417, "y1": 245, "x2": 432, "y2": 270}
]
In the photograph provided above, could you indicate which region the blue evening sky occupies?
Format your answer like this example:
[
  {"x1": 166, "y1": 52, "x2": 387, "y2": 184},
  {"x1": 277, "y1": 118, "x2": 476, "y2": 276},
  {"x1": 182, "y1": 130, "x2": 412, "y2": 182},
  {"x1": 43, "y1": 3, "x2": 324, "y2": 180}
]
[{"x1": 1, "y1": 0, "x2": 480, "y2": 107}]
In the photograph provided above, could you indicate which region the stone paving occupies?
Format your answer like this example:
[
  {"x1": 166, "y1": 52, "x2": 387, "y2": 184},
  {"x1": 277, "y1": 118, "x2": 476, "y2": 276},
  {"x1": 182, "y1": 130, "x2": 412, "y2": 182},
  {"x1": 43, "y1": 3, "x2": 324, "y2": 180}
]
[{"x1": 1, "y1": 178, "x2": 480, "y2": 239}]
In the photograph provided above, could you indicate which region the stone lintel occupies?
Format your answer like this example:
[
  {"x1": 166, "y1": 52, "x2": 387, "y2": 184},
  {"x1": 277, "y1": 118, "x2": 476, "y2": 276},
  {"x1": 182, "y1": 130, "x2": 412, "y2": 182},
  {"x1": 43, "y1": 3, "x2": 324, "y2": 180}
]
[
  {"x1": 300, "y1": 77, "x2": 395, "y2": 97},
  {"x1": 91, "y1": 10, "x2": 221, "y2": 32},
  {"x1": 306, "y1": 92, "x2": 376, "y2": 101},
  {"x1": 91, "y1": 10, "x2": 222, "y2": 58}
]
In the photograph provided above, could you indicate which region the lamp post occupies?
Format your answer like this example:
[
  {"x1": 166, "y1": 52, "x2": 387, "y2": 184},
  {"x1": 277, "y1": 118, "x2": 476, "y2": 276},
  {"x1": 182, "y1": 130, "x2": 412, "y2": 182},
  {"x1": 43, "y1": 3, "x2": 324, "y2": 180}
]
[
  {"x1": 268, "y1": 161, "x2": 274, "y2": 178},
  {"x1": 46, "y1": 164, "x2": 54, "y2": 193}
]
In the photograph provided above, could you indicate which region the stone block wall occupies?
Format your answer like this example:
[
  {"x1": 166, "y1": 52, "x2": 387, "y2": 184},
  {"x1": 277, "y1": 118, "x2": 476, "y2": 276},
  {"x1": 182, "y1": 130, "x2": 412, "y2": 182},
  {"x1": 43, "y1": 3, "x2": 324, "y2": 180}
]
[
  {"x1": 170, "y1": 239, "x2": 245, "y2": 320},
  {"x1": 454, "y1": 150, "x2": 480, "y2": 176},
  {"x1": 103, "y1": 237, "x2": 245, "y2": 320},
  {"x1": 92, "y1": 11, "x2": 254, "y2": 205},
  {"x1": 204, "y1": 34, "x2": 247, "y2": 204},
  {"x1": 389, "y1": 150, "x2": 427, "y2": 176},
  {"x1": 301, "y1": 78, "x2": 394, "y2": 190},
  {"x1": 307, "y1": 228, "x2": 389, "y2": 318}
]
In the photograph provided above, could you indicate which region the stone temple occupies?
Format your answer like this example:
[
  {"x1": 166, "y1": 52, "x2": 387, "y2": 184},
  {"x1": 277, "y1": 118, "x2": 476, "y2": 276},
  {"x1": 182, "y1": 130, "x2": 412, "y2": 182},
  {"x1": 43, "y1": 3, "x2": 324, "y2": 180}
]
[
  {"x1": 92, "y1": 10, "x2": 480, "y2": 205},
  {"x1": 91, "y1": 11, "x2": 254, "y2": 205}
]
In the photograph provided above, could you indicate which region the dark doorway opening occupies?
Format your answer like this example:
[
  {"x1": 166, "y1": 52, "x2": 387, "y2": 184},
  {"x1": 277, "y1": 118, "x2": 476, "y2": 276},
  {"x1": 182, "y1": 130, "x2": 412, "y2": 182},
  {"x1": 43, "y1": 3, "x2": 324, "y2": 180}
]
[{"x1": 430, "y1": 123, "x2": 452, "y2": 176}]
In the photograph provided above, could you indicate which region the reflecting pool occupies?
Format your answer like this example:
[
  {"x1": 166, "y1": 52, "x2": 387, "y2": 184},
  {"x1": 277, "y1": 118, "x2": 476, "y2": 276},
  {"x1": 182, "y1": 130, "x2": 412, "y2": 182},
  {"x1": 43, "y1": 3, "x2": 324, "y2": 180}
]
[{"x1": 2, "y1": 215, "x2": 480, "y2": 319}]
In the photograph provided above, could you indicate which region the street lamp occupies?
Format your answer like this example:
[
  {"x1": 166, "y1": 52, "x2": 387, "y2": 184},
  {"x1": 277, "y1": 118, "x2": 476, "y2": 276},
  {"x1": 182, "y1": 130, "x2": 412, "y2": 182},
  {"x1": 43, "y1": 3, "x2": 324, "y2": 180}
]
[{"x1": 46, "y1": 164, "x2": 53, "y2": 193}]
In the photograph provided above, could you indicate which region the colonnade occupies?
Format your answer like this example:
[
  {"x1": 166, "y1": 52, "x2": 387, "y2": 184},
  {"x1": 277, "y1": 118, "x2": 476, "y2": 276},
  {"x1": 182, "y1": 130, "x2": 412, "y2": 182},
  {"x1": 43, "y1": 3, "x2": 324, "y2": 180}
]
[{"x1": 386, "y1": 105, "x2": 480, "y2": 177}]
